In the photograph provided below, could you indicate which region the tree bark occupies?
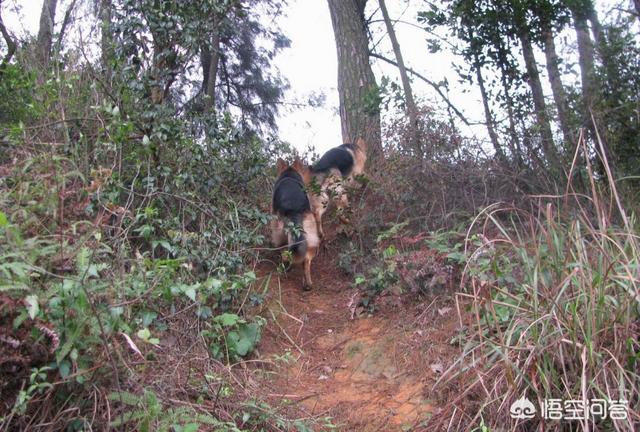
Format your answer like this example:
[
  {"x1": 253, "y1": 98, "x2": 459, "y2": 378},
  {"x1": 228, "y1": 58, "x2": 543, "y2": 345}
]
[
  {"x1": 147, "y1": 3, "x2": 178, "y2": 105},
  {"x1": 100, "y1": 0, "x2": 113, "y2": 75},
  {"x1": 36, "y1": 0, "x2": 59, "y2": 69},
  {"x1": 541, "y1": 24, "x2": 574, "y2": 147},
  {"x1": 475, "y1": 64, "x2": 503, "y2": 160},
  {"x1": 519, "y1": 29, "x2": 561, "y2": 170},
  {"x1": 585, "y1": 4, "x2": 612, "y2": 76},
  {"x1": 327, "y1": 0, "x2": 382, "y2": 160},
  {"x1": 586, "y1": 5, "x2": 605, "y2": 57},
  {"x1": 498, "y1": 66, "x2": 523, "y2": 165},
  {"x1": 378, "y1": 0, "x2": 420, "y2": 156},
  {"x1": 571, "y1": 9, "x2": 598, "y2": 132},
  {"x1": 467, "y1": 29, "x2": 504, "y2": 161},
  {"x1": 201, "y1": 31, "x2": 221, "y2": 112},
  {"x1": 571, "y1": 6, "x2": 614, "y2": 170}
]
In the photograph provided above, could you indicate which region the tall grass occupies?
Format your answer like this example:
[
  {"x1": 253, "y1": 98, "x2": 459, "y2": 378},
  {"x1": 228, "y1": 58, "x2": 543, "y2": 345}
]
[{"x1": 441, "y1": 139, "x2": 640, "y2": 431}]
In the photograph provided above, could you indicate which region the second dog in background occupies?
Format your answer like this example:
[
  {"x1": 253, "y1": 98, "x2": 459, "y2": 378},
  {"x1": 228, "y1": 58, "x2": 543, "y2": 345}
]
[{"x1": 309, "y1": 138, "x2": 367, "y2": 238}]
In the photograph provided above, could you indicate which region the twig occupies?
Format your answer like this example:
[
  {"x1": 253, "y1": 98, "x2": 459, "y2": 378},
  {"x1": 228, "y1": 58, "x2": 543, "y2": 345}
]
[
  {"x1": 369, "y1": 52, "x2": 474, "y2": 126},
  {"x1": 0, "y1": 1, "x2": 17, "y2": 68}
]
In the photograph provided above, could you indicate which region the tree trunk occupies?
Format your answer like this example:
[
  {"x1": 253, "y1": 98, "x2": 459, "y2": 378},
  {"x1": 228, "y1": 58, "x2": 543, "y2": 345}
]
[
  {"x1": 542, "y1": 24, "x2": 574, "y2": 147},
  {"x1": 465, "y1": 25, "x2": 505, "y2": 160},
  {"x1": 571, "y1": 9, "x2": 598, "y2": 133},
  {"x1": 378, "y1": 0, "x2": 420, "y2": 157},
  {"x1": 572, "y1": 11, "x2": 608, "y2": 179},
  {"x1": 518, "y1": 29, "x2": 561, "y2": 170},
  {"x1": 202, "y1": 31, "x2": 221, "y2": 112},
  {"x1": 571, "y1": 7, "x2": 614, "y2": 171},
  {"x1": 635, "y1": 0, "x2": 640, "y2": 21},
  {"x1": 498, "y1": 67, "x2": 523, "y2": 165},
  {"x1": 100, "y1": 0, "x2": 113, "y2": 75},
  {"x1": 586, "y1": 5, "x2": 605, "y2": 57},
  {"x1": 586, "y1": 5, "x2": 612, "y2": 75},
  {"x1": 36, "y1": 0, "x2": 59, "y2": 69},
  {"x1": 468, "y1": 33, "x2": 504, "y2": 161},
  {"x1": 148, "y1": 16, "x2": 178, "y2": 104},
  {"x1": 327, "y1": 0, "x2": 382, "y2": 160}
]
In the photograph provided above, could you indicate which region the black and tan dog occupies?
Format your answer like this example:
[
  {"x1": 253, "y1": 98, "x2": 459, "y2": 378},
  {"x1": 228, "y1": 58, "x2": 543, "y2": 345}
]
[
  {"x1": 309, "y1": 137, "x2": 367, "y2": 238},
  {"x1": 270, "y1": 157, "x2": 320, "y2": 290}
]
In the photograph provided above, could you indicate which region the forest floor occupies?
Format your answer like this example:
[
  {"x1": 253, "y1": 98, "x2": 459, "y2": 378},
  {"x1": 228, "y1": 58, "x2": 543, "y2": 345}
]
[
  {"x1": 254, "y1": 226, "x2": 472, "y2": 431},
  {"x1": 0, "y1": 150, "x2": 474, "y2": 430}
]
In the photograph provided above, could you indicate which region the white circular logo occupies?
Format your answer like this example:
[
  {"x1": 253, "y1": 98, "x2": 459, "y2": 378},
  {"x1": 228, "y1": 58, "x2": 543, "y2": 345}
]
[{"x1": 510, "y1": 396, "x2": 536, "y2": 419}]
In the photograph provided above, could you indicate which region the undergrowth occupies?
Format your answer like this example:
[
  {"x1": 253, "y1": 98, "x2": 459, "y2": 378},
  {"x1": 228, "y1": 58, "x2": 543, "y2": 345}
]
[
  {"x1": 428, "y1": 145, "x2": 640, "y2": 431},
  {"x1": 334, "y1": 137, "x2": 639, "y2": 431},
  {"x1": 0, "y1": 63, "x2": 310, "y2": 430}
]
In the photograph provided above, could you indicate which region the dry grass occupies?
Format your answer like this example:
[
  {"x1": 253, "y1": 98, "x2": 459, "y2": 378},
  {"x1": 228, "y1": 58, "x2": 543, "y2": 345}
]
[{"x1": 428, "y1": 136, "x2": 640, "y2": 431}]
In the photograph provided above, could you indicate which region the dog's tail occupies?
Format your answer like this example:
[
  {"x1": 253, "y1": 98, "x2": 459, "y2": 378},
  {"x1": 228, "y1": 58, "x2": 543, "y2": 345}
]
[{"x1": 288, "y1": 213, "x2": 307, "y2": 261}]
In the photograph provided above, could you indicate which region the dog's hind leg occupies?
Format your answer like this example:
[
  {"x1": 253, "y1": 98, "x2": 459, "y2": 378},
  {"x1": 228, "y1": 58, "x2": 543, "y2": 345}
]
[
  {"x1": 309, "y1": 189, "x2": 328, "y2": 239},
  {"x1": 336, "y1": 191, "x2": 351, "y2": 224},
  {"x1": 270, "y1": 218, "x2": 287, "y2": 247},
  {"x1": 301, "y1": 213, "x2": 319, "y2": 290},
  {"x1": 302, "y1": 246, "x2": 316, "y2": 290}
]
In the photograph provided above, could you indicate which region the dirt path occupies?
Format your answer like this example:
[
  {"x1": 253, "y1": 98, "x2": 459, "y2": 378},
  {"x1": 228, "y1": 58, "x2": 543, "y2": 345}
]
[{"x1": 256, "y1": 237, "x2": 464, "y2": 431}]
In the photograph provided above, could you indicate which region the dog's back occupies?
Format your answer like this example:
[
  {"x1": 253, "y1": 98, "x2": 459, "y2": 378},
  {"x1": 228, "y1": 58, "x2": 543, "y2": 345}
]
[
  {"x1": 312, "y1": 144, "x2": 357, "y2": 177},
  {"x1": 312, "y1": 139, "x2": 366, "y2": 180},
  {"x1": 307, "y1": 139, "x2": 367, "y2": 238},
  {"x1": 272, "y1": 169, "x2": 310, "y2": 217},
  {"x1": 272, "y1": 168, "x2": 310, "y2": 256}
]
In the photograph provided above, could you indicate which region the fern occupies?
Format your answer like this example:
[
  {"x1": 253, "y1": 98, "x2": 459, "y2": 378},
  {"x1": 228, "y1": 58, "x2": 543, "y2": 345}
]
[{"x1": 108, "y1": 391, "x2": 144, "y2": 406}]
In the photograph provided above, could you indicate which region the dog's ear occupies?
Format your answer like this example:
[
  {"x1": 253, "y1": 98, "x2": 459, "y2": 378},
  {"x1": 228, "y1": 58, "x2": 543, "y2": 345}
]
[
  {"x1": 292, "y1": 156, "x2": 303, "y2": 171},
  {"x1": 292, "y1": 157, "x2": 312, "y2": 184},
  {"x1": 276, "y1": 158, "x2": 287, "y2": 174},
  {"x1": 355, "y1": 137, "x2": 368, "y2": 153}
]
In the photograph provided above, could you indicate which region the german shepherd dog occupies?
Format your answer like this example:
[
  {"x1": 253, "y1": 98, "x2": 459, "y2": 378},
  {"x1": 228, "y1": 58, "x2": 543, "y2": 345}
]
[
  {"x1": 309, "y1": 138, "x2": 367, "y2": 238},
  {"x1": 270, "y1": 158, "x2": 320, "y2": 290}
]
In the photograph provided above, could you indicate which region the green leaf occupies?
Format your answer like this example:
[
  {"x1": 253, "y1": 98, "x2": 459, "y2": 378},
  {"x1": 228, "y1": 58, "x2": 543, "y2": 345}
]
[
  {"x1": 25, "y1": 294, "x2": 39, "y2": 319},
  {"x1": 76, "y1": 247, "x2": 91, "y2": 274},
  {"x1": 446, "y1": 251, "x2": 466, "y2": 264},
  {"x1": 0, "y1": 211, "x2": 8, "y2": 227},
  {"x1": 141, "y1": 311, "x2": 157, "y2": 327},
  {"x1": 180, "y1": 424, "x2": 199, "y2": 432},
  {"x1": 151, "y1": 240, "x2": 174, "y2": 254},
  {"x1": 58, "y1": 360, "x2": 71, "y2": 378},
  {"x1": 56, "y1": 339, "x2": 75, "y2": 364},
  {"x1": 383, "y1": 245, "x2": 397, "y2": 258},
  {"x1": 136, "y1": 224, "x2": 153, "y2": 239},
  {"x1": 87, "y1": 263, "x2": 108, "y2": 278},
  {"x1": 216, "y1": 313, "x2": 240, "y2": 327},
  {"x1": 137, "y1": 327, "x2": 151, "y2": 340},
  {"x1": 235, "y1": 323, "x2": 260, "y2": 356},
  {"x1": 204, "y1": 278, "x2": 223, "y2": 291},
  {"x1": 108, "y1": 391, "x2": 142, "y2": 405},
  {"x1": 183, "y1": 285, "x2": 197, "y2": 302}
]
